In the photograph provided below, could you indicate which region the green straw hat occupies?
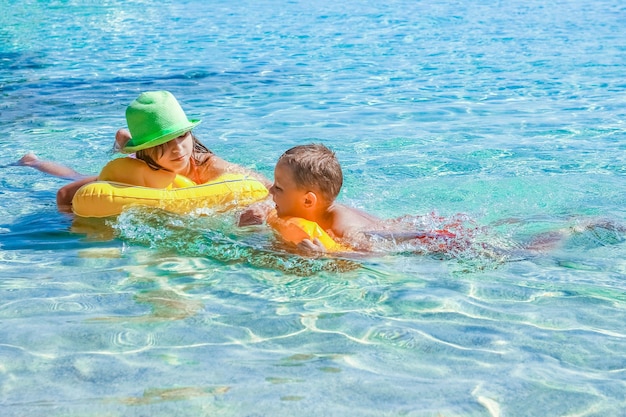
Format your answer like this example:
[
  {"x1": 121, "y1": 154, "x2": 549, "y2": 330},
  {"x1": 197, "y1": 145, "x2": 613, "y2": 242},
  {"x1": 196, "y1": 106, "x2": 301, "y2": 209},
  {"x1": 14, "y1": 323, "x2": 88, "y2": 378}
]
[{"x1": 120, "y1": 90, "x2": 201, "y2": 153}]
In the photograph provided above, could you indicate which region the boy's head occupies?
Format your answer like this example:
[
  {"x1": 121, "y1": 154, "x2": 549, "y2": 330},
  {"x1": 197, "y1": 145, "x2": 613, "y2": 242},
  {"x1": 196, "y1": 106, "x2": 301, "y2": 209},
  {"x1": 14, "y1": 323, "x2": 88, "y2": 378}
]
[{"x1": 271, "y1": 144, "x2": 343, "y2": 218}]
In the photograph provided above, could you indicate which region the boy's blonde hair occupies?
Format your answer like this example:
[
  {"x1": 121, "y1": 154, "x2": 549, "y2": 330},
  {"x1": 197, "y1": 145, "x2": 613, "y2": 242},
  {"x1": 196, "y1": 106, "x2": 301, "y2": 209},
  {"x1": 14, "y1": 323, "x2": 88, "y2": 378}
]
[{"x1": 277, "y1": 143, "x2": 343, "y2": 202}]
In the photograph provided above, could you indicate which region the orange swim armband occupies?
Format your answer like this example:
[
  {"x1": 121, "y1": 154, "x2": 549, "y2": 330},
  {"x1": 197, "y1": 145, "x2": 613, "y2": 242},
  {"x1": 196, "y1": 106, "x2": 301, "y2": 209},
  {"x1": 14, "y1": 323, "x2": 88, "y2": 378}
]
[{"x1": 266, "y1": 211, "x2": 351, "y2": 252}]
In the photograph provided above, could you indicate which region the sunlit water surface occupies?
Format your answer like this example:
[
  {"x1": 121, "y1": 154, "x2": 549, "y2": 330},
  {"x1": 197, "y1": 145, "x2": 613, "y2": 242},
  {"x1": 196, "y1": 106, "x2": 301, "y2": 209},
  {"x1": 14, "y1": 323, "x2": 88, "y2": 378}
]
[{"x1": 1, "y1": 1, "x2": 625, "y2": 416}]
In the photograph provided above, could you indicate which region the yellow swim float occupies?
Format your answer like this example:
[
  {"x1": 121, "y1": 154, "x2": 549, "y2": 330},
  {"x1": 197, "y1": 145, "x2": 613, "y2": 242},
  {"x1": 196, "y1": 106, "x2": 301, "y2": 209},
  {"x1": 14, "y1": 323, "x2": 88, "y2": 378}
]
[
  {"x1": 266, "y1": 211, "x2": 351, "y2": 252},
  {"x1": 72, "y1": 172, "x2": 268, "y2": 218}
]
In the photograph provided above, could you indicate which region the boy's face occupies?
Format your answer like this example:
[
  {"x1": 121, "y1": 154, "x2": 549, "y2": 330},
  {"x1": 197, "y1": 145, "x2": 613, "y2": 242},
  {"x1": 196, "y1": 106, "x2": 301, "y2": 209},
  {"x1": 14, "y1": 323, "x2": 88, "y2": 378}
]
[{"x1": 270, "y1": 161, "x2": 308, "y2": 218}]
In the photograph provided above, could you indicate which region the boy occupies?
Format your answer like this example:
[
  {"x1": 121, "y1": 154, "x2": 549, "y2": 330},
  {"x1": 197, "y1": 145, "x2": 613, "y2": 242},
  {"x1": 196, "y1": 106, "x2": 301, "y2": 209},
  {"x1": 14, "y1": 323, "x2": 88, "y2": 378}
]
[{"x1": 239, "y1": 143, "x2": 381, "y2": 251}]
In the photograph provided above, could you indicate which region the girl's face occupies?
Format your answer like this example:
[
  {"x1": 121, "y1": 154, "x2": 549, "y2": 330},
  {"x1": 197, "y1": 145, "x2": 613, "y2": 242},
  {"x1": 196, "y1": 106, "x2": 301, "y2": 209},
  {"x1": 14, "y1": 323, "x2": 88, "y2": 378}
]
[
  {"x1": 270, "y1": 161, "x2": 308, "y2": 218},
  {"x1": 154, "y1": 131, "x2": 194, "y2": 173}
]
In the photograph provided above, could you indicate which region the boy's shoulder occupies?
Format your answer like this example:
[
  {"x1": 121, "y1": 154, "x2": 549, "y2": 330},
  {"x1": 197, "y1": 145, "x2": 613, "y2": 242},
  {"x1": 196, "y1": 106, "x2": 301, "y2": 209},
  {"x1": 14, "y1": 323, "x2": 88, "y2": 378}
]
[{"x1": 328, "y1": 204, "x2": 380, "y2": 237}]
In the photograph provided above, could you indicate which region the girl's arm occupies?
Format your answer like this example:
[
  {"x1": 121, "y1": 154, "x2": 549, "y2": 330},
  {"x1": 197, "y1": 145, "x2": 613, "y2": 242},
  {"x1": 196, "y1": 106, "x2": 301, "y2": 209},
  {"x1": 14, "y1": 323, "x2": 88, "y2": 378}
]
[
  {"x1": 199, "y1": 155, "x2": 272, "y2": 188},
  {"x1": 56, "y1": 176, "x2": 98, "y2": 212},
  {"x1": 18, "y1": 153, "x2": 87, "y2": 181}
]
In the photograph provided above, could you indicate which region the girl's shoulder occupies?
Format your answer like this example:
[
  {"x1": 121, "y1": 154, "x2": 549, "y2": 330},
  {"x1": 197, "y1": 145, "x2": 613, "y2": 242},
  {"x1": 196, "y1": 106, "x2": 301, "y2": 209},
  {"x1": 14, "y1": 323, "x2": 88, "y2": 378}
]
[
  {"x1": 98, "y1": 157, "x2": 175, "y2": 187},
  {"x1": 99, "y1": 157, "x2": 147, "y2": 178}
]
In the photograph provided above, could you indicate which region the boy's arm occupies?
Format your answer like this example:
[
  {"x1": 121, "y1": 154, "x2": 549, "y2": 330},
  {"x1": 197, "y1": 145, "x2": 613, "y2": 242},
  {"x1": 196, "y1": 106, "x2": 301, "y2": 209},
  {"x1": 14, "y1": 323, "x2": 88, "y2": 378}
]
[
  {"x1": 208, "y1": 156, "x2": 272, "y2": 189},
  {"x1": 297, "y1": 238, "x2": 328, "y2": 253},
  {"x1": 238, "y1": 198, "x2": 274, "y2": 226}
]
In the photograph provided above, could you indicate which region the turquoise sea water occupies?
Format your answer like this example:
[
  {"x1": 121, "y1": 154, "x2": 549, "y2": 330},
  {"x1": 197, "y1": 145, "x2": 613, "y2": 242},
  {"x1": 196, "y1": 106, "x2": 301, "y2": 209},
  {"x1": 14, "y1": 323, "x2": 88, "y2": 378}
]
[{"x1": 1, "y1": 0, "x2": 626, "y2": 415}]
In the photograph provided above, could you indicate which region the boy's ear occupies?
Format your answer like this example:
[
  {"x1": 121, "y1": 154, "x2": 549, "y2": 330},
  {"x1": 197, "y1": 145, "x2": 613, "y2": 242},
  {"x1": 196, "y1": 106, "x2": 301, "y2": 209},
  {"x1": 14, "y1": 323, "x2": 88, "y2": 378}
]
[{"x1": 303, "y1": 191, "x2": 317, "y2": 208}]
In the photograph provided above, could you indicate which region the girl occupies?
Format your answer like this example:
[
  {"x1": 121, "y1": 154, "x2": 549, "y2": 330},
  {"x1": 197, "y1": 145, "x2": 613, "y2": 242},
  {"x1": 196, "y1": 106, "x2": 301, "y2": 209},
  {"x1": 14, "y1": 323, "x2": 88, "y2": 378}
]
[{"x1": 19, "y1": 91, "x2": 270, "y2": 212}]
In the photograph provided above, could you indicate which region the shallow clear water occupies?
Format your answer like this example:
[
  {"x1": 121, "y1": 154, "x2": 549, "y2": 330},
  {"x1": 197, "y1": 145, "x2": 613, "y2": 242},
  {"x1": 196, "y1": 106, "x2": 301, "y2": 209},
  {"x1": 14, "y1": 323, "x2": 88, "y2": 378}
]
[{"x1": 1, "y1": 0, "x2": 626, "y2": 416}]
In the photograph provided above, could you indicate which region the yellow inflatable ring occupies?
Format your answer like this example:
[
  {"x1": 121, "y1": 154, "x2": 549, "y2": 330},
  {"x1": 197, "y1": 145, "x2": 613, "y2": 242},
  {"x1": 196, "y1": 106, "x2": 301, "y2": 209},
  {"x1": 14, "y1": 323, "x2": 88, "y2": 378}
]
[
  {"x1": 72, "y1": 173, "x2": 268, "y2": 218},
  {"x1": 266, "y1": 211, "x2": 351, "y2": 252}
]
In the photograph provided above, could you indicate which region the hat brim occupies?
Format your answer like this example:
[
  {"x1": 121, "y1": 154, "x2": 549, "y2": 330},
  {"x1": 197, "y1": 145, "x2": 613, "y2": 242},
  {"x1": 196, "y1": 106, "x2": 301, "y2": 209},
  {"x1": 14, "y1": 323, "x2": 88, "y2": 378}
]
[{"x1": 120, "y1": 120, "x2": 201, "y2": 154}]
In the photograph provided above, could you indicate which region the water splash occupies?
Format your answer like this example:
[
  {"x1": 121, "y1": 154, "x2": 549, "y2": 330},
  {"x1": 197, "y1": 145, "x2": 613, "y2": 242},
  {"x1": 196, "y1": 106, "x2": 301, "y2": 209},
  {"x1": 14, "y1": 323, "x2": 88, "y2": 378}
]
[
  {"x1": 353, "y1": 212, "x2": 520, "y2": 271},
  {"x1": 110, "y1": 208, "x2": 360, "y2": 276}
]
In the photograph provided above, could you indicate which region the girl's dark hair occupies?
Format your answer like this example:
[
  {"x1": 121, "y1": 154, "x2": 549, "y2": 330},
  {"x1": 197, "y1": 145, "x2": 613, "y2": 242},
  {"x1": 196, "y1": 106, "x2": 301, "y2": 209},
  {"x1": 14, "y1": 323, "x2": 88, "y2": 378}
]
[{"x1": 135, "y1": 132, "x2": 213, "y2": 171}]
